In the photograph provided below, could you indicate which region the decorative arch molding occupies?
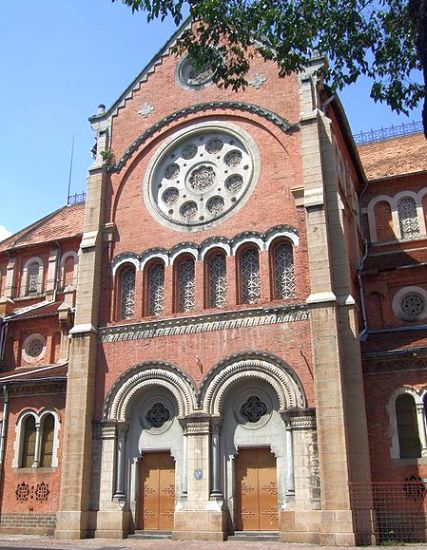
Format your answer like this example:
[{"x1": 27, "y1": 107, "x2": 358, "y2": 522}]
[
  {"x1": 199, "y1": 351, "x2": 306, "y2": 415},
  {"x1": 103, "y1": 361, "x2": 197, "y2": 421},
  {"x1": 21, "y1": 256, "x2": 44, "y2": 297},
  {"x1": 365, "y1": 187, "x2": 427, "y2": 242},
  {"x1": 108, "y1": 101, "x2": 298, "y2": 173},
  {"x1": 112, "y1": 253, "x2": 140, "y2": 276},
  {"x1": 110, "y1": 224, "x2": 299, "y2": 272}
]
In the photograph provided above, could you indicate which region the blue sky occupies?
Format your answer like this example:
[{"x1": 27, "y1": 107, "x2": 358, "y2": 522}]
[{"x1": 0, "y1": 0, "x2": 423, "y2": 239}]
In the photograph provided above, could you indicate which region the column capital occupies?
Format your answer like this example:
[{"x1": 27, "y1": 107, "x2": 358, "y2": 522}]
[
  {"x1": 180, "y1": 413, "x2": 211, "y2": 435},
  {"x1": 281, "y1": 408, "x2": 316, "y2": 430}
]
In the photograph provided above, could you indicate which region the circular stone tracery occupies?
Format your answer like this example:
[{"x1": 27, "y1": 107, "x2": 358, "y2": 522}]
[
  {"x1": 399, "y1": 292, "x2": 426, "y2": 321},
  {"x1": 146, "y1": 124, "x2": 257, "y2": 230}
]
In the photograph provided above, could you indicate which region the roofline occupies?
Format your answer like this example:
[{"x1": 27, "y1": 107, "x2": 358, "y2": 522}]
[
  {"x1": 89, "y1": 16, "x2": 192, "y2": 124},
  {"x1": 0, "y1": 204, "x2": 83, "y2": 255},
  {"x1": 323, "y1": 86, "x2": 367, "y2": 185},
  {"x1": 361, "y1": 168, "x2": 427, "y2": 184}
]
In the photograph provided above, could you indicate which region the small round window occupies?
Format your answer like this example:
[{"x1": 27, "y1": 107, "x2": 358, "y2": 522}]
[
  {"x1": 176, "y1": 55, "x2": 214, "y2": 89},
  {"x1": 392, "y1": 286, "x2": 427, "y2": 323},
  {"x1": 22, "y1": 334, "x2": 46, "y2": 363}
]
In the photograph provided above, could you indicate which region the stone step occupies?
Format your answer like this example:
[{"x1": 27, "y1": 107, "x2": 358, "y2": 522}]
[
  {"x1": 228, "y1": 531, "x2": 280, "y2": 542},
  {"x1": 129, "y1": 530, "x2": 172, "y2": 539}
]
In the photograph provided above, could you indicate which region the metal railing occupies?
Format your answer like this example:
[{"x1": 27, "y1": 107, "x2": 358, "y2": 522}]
[
  {"x1": 67, "y1": 192, "x2": 86, "y2": 205},
  {"x1": 350, "y1": 480, "x2": 427, "y2": 543},
  {"x1": 353, "y1": 120, "x2": 423, "y2": 145}
]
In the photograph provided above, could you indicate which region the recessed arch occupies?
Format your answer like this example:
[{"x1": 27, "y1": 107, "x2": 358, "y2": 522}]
[
  {"x1": 199, "y1": 352, "x2": 306, "y2": 415},
  {"x1": 103, "y1": 361, "x2": 197, "y2": 421}
]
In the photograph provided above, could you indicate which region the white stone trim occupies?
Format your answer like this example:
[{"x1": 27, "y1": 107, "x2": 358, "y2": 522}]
[
  {"x1": 59, "y1": 251, "x2": 79, "y2": 288},
  {"x1": 232, "y1": 237, "x2": 264, "y2": 254},
  {"x1": 13, "y1": 409, "x2": 60, "y2": 468},
  {"x1": 365, "y1": 195, "x2": 393, "y2": 243},
  {"x1": 170, "y1": 246, "x2": 199, "y2": 264},
  {"x1": 140, "y1": 251, "x2": 169, "y2": 270},
  {"x1": 21, "y1": 256, "x2": 44, "y2": 297},
  {"x1": 112, "y1": 257, "x2": 140, "y2": 277},
  {"x1": 265, "y1": 229, "x2": 299, "y2": 248},
  {"x1": 388, "y1": 387, "x2": 427, "y2": 459},
  {"x1": 200, "y1": 241, "x2": 231, "y2": 260},
  {"x1": 391, "y1": 285, "x2": 427, "y2": 323}
]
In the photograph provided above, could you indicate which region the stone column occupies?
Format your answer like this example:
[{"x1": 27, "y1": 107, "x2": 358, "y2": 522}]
[
  {"x1": 95, "y1": 421, "x2": 130, "y2": 538},
  {"x1": 210, "y1": 418, "x2": 222, "y2": 498},
  {"x1": 416, "y1": 403, "x2": 427, "y2": 457},
  {"x1": 174, "y1": 414, "x2": 226, "y2": 541},
  {"x1": 114, "y1": 422, "x2": 129, "y2": 498},
  {"x1": 55, "y1": 125, "x2": 110, "y2": 539},
  {"x1": 4, "y1": 258, "x2": 16, "y2": 299},
  {"x1": 33, "y1": 421, "x2": 41, "y2": 467}
]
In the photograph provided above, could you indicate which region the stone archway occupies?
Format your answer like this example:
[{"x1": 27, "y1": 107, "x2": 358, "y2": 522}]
[{"x1": 95, "y1": 362, "x2": 197, "y2": 538}]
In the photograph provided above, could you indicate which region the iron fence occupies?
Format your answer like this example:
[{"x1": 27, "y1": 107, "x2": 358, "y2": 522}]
[
  {"x1": 350, "y1": 480, "x2": 427, "y2": 543},
  {"x1": 353, "y1": 121, "x2": 423, "y2": 145},
  {"x1": 67, "y1": 192, "x2": 86, "y2": 205}
]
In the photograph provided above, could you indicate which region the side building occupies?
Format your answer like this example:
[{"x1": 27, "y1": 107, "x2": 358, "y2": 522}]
[{"x1": 0, "y1": 26, "x2": 426, "y2": 543}]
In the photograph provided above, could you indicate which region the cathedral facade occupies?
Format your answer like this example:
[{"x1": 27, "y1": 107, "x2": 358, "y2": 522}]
[{"x1": 0, "y1": 25, "x2": 426, "y2": 544}]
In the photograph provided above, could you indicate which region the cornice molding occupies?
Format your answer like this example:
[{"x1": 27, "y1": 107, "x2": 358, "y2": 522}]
[
  {"x1": 99, "y1": 303, "x2": 309, "y2": 343},
  {"x1": 108, "y1": 101, "x2": 298, "y2": 173}
]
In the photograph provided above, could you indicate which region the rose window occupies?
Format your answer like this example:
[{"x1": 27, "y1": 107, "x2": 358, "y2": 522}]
[
  {"x1": 399, "y1": 292, "x2": 426, "y2": 321},
  {"x1": 240, "y1": 396, "x2": 267, "y2": 423},
  {"x1": 146, "y1": 403, "x2": 171, "y2": 428},
  {"x1": 145, "y1": 125, "x2": 257, "y2": 230}
]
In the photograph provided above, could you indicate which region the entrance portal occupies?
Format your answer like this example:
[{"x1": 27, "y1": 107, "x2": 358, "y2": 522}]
[
  {"x1": 138, "y1": 452, "x2": 175, "y2": 530},
  {"x1": 235, "y1": 447, "x2": 278, "y2": 531}
]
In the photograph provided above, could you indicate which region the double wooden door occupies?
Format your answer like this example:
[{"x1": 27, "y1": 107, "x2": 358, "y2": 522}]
[
  {"x1": 235, "y1": 447, "x2": 278, "y2": 531},
  {"x1": 138, "y1": 452, "x2": 175, "y2": 530}
]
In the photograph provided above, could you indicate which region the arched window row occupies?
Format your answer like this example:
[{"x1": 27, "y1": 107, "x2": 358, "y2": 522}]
[
  {"x1": 13, "y1": 410, "x2": 60, "y2": 469},
  {"x1": 115, "y1": 237, "x2": 297, "y2": 320},
  {"x1": 365, "y1": 188, "x2": 427, "y2": 243},
  {"x1": 389, "y1": 388, "x2": 427, "y2": 459},
  {"x1": 18, "y1": 251, "x2": 78, "y2": 298}
]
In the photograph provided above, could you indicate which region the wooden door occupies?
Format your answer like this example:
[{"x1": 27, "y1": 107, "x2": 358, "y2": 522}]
[
  {"x1": 139, "y1": 452, "x2": 175, "y2": 530},
  {"x1": 235, "y1": 447, "x2": 278, "y2": 531}
]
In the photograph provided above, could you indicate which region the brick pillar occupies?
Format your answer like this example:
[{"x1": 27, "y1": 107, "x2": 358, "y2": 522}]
[{"x1": 55, "y1": 127, "x2": 109, "y2": 539}]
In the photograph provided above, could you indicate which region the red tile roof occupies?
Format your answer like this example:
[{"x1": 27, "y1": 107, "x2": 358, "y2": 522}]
[
  {"x1": 357, "y1": 132, "x2": 427, "y2": 180},
  {"x1": 0, "y1": 363, "x2": 68, "y2": 382},
  {"x1": 0, "y1": 203, "x2": 84, "y2": 253}
]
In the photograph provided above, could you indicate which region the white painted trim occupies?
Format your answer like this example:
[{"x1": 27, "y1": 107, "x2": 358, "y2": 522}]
[
  {"x1": 21, "y1": 256, "x2": 44, "y2": 297},
  {"x1": 265, "y1": 230, "x2": 299, "y2": 249},
  {"x1": 200, "y1": 242, "x2": 231, "y2": 260},
  {"x1": 170, "y1": 247, "x2": 198, "y2": 264},
  {"x1": 140, "y1": 252, "x2": 169, "y2": 270},
  {"x1": 232, "y1": 237, "x2": 264, "y2": 255},
  {"x1": 112, "y1": 258, "x2": 140, "y2": 277}
]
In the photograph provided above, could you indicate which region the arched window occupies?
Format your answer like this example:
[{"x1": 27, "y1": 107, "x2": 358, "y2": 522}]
[
  {"x1": 147, "y1": 262, "x2": 165, "y2": 316},
  {"x1": 21, "y1": 415, "x2": 36, "y2": 468},
  {"x1": 119, "y1": 266, "x2": 136, "y2": 320},
  {"x1": 27, "y1": 262, "x2": 40, "y2": 295},
  {"x1": 374, "y1": 201, "x2": 395, "y2": 241},
  {"x1": 398, "y1": 197, "x2": 420, "y2": 239},
  {"x1": 177, "y1": 256, "x2": 195, "y2": 312},
  {"x1": 40, "y1": 414, "x2": 55, "y2": 467},
  {"x1": 396, "y1": 394, "x2": 421, "y2": 458},
  {"x1": 271, "y1": 240, "x2": 295, "y2": 300},
  {"x1": 239, "y1": 246, "x2": 261, "y2": 304},
  {"x1": 63, "y1": 255, "x2": 75, "y2": 287},
  {"x1": 207, "y1": 251, "x2": 227, "y2": 308}
]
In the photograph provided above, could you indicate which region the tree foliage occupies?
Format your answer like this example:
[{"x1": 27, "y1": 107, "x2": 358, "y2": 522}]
[{"x1": 113, "y1": 0, "x2": 427, "y2": 137}]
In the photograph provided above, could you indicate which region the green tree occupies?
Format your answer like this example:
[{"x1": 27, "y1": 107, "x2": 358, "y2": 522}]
[{"x1": 114, "y1": 0, "x2": 426, "y2": 138}]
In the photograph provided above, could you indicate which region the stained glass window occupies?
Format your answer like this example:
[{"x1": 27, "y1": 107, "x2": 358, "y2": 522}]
[
  {"x1": 398, "y1": 197, "x2": 420, "y2": 239},
  {"x1": 40, "y1": 415, "x2": 54, "y2": 467},
  {"x1": 208, "y1": 253, "x2": 227, "y2": 308},
  {"x1": 273, "y1": 242, "x2": 295, "y2": 299},
  {"x1": 27, "y1": 262, "x2": 40, "y2": 294},
  {"x1": 240, "y1": 247, "x2": 261, "y2": 304},
  {"x1": 21, "y1": 416, "x2": 36, "y2": 468},
  {"x1": 120, "y1": 267, "x2": 135, "y2": 320},
  {"x1": 178, "y1": 257, "x2": 195, "y2": 312},
  {"x1": 148, "y1": 262, "x2": 164, "y2": 316}
]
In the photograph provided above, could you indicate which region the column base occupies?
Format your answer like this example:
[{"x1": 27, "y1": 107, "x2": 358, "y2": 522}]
[
  {"x1": 94, "y1": 509, "x2": 130, "y2": 539},
  {"x1": 55, "y1": 511, "x2": 96, "y2": 539},
  {"x1": 280, "y1": 509, "x2": 376, "y2": 546}
]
